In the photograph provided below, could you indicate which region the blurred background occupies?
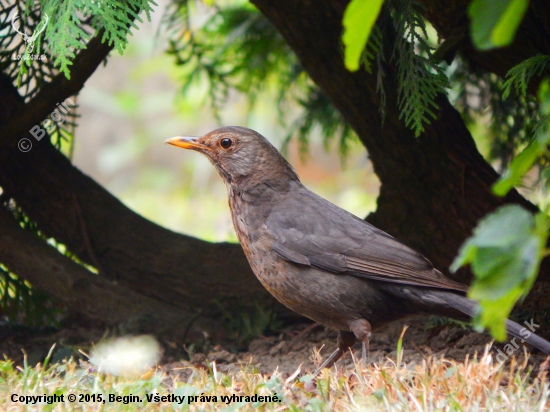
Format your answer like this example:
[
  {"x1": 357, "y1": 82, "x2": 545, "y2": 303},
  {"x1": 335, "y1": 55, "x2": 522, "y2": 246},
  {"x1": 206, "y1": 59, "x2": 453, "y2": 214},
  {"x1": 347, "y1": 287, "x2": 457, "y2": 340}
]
[{"x1": 74, "y1": 0, "x2": 379, "y2": 243}]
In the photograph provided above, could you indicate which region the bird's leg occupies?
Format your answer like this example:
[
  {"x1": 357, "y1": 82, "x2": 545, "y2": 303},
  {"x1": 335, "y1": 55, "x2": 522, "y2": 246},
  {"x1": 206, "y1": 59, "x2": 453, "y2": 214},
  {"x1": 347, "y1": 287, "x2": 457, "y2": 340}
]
[
  {"x1": 313, "y1": 330, "x2": 356, "y2": 376},
  {"x1": 350, "y1": 318, "x2": 372, "y2": 366},
  {"x1": 361, "y1": 340, "x2": 369, "y2": 365}
]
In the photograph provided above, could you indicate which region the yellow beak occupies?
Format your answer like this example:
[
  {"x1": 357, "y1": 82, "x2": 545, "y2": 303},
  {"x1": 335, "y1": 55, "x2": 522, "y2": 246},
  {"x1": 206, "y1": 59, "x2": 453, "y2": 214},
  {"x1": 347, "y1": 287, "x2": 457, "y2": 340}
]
[{"x1": 164, "y1": 136, "x2": 211, "y2": 151}]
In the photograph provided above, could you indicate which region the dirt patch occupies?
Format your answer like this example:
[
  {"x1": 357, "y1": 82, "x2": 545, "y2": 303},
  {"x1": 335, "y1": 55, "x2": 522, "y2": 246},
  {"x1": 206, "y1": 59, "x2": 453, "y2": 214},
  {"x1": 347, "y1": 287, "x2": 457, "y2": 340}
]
[
  {"x1": 1, "y1": 315, "x2": 548, "y2": 377},
  {"x1": 217, "y1": 315, "x2": 549, "y2": 376}
]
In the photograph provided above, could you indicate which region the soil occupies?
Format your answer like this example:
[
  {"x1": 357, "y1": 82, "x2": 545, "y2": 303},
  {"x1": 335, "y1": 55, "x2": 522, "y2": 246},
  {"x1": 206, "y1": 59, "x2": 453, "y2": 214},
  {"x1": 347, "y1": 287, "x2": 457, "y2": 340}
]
[{"x1": 1, "y1": 314, "x2": 549, "y2": 378}]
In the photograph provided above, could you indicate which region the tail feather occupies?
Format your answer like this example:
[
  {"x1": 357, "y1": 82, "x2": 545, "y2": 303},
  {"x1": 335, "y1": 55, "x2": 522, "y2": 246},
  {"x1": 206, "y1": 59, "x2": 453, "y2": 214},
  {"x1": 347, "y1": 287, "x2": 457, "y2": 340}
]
[
  {"x1": 435, "y1": 291, "x2": 550, "y2": 354},
  {"x1": 505, "y1": 319, "x2": 550, "y2": 354},
  {"x1": 381, "y1": 285, "x2": 550, "y2": 354}
]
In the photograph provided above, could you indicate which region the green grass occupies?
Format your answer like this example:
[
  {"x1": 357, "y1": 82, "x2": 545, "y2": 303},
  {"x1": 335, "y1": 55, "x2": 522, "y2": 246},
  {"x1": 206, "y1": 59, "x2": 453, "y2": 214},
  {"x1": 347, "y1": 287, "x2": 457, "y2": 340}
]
[{"x1": 1, "y1": 341, "x2": 549, "y2": 411}]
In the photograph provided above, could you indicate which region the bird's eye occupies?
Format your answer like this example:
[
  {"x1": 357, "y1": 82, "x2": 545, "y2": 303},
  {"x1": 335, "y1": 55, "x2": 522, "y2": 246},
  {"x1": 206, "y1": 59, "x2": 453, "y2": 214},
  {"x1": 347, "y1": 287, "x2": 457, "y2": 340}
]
[{"x1": 220, "y1": 138, "x2": 233, "y2": 149}]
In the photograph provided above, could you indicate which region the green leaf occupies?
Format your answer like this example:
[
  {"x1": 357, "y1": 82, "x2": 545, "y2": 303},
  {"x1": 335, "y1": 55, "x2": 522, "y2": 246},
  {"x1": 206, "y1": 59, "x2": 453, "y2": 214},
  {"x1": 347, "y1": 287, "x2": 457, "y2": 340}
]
[
  {"x1": 342, "y1": 0, "x2": 385, "y2": 71},
  {"x1": 451, "y1": 205, "x2": 549, "y2": 340},
  {"x1": 492, "y1": 139, "x2": 545, "y2": 196},
  {"x1": 469, "y1": 0, "x2": 528, "y2": 50},
  {"x1": 473, "y1": 288, "x2": 524, "y2": 341}
]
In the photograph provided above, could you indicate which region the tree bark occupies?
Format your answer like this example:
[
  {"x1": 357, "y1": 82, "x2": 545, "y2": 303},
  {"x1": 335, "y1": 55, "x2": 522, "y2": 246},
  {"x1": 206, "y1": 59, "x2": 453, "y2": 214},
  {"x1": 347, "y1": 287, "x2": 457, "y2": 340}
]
[{"x1": 0, "y1": 207, "x2": 186, "y2": 331}]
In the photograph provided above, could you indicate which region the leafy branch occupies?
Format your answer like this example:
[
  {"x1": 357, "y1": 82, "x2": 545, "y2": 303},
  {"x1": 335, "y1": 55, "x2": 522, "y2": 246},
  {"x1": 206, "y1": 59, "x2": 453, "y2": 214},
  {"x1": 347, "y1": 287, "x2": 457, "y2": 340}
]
[
  {"x1": 39, "y1": 0, "x2": 156, "y2": 78},
  {"x1": 341, "y1": 0, "x2": 449, "y2": 136},
  {"x1": 503, "y1": 54, "x2": 550, "y2": 98}
]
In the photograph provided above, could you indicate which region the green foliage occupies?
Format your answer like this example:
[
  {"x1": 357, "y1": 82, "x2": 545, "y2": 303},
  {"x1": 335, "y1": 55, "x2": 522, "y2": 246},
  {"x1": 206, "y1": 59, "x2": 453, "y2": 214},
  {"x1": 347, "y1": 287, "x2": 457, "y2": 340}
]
[
  {"x1": 282, "y1": 87, "x2": 355, "y2": 162},
  {"x1": 0, "y1": 201, "x2": 99, "y2": 326},
  {"x1": 1, "y1": 3, "x2": 75, "y2": 151},
  {"x1": 1, "y1": 0, "x2": 155, "y2": 80},
  {"x1": 342, "y1": 0, "x2": 385, "y2": 72},
  {"x1": 451, "y1": 66, "x2": 550, "y2": 343},
  {"x1": 451, "y1": 205, "x2": 549, "y2": 340},
  {"x1": 424, "y1": 316, "x2": 469, "y2": 331},
  {"x1": 449, "y1": 57, "x2": 542, "y2": 170},
  {"x1": 0, "y1": 0, "x2": 152, "y2": 325},
  {"x1": 0, "y1": 265, "x2": 60, "y2": 326},
  {"x1": 167, "y1": 1, "x2": 295, "y2": 115},
  {"x1": 492, "y1": 130, "x2": 550, "y2": 196},
  {"x1": 503, "y1": 55, "x2": 550, "y2": 99},
  {"x1": 469, "y1": 0, "x2": 528, "y2": 50},
  {"x1": 169, "y1": 0, "x2": 449, "y2": 147},
  {"x1": 0, "y1": 203, "x2": 101, "y2": 326},
  {"x1": 341, "y1": 0, "x2": 450, "y2": 136},
  {"x1": 39, "y1": 0, "x2": 156, "y2": 78},
  {"x1": 360, "y1": 25, "x2": 384, "y2": 76},
  {"x1": 1, "y1": 3, "x2": 52, "y2": 94},
  {"x1": 1, "y1": 3, "x2": 78, "y2": 326},
  {"x1": 390, "y1": 0, "x2": 449, "y2": 136}
]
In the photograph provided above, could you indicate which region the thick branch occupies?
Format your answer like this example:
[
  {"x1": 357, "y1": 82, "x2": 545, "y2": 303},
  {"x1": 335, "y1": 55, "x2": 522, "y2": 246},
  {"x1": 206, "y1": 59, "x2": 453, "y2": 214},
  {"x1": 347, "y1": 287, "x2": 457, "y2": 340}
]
[{"x1": 0, "y1": 207, "x2": 187, "y2": 331}]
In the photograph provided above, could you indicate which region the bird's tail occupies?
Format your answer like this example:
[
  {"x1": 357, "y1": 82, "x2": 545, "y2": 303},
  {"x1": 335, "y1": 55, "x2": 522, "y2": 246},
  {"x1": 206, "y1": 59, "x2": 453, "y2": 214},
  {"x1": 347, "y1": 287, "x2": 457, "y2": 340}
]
[{"x1": 442, "y1": 291, "x2": 550, "y2": 354}]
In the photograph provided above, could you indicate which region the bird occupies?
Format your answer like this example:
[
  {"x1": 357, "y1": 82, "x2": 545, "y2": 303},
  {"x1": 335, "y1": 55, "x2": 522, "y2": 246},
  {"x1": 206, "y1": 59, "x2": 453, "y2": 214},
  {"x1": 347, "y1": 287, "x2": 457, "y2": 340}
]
[{"x1": 165, "y1": 126, "x2": 550, "y2": 372}]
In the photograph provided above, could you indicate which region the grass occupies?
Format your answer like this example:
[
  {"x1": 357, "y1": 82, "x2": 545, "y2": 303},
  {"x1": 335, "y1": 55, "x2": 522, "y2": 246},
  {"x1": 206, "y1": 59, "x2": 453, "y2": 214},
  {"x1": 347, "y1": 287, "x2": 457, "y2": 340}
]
[{"x1": 1, "y1": 334, "x2": 549, "y2": 412}]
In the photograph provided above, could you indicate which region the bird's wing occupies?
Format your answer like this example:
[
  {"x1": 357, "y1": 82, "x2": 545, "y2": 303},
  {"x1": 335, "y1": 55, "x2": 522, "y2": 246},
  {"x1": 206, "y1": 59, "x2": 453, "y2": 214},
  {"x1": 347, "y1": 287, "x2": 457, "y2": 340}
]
[{"x1": 267, "y1": 185, "x2": 466, "y2": 292}]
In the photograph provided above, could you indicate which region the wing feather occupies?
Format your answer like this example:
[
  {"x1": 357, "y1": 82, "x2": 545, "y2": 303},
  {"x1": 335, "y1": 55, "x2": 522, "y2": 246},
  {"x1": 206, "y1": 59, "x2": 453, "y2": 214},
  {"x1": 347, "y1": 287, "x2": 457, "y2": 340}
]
[{"x1": 267, "y1": 183, "x2": 466, "y2": 292}]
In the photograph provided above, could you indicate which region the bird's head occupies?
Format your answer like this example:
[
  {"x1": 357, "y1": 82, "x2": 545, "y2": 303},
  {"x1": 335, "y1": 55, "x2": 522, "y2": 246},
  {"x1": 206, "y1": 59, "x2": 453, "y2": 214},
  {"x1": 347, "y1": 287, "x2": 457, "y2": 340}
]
[{"x1": 165, "y1": 126, "x2": 299, "y2": 188}]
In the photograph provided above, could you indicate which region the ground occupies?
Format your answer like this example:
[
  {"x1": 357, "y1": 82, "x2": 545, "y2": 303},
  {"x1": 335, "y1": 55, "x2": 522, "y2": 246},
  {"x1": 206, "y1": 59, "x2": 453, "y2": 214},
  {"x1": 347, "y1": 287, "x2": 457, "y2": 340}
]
[{"x1": 1, "y1": 314, "x2": 548, "y2": 378}]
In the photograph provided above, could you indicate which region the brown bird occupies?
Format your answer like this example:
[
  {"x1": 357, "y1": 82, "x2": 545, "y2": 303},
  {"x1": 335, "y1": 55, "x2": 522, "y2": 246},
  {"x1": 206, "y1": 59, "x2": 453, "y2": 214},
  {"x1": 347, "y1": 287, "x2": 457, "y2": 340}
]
[{"x1": 166, "y1": 126, "x2": 550, "y2": 371}]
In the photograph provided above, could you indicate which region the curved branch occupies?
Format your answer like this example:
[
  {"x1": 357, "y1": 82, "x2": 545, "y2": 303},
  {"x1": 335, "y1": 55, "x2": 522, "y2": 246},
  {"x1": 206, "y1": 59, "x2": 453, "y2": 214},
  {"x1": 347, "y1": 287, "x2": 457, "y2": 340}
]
[{"x1": 0, "y1": 207, "x2": 186, "y2": 331}]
